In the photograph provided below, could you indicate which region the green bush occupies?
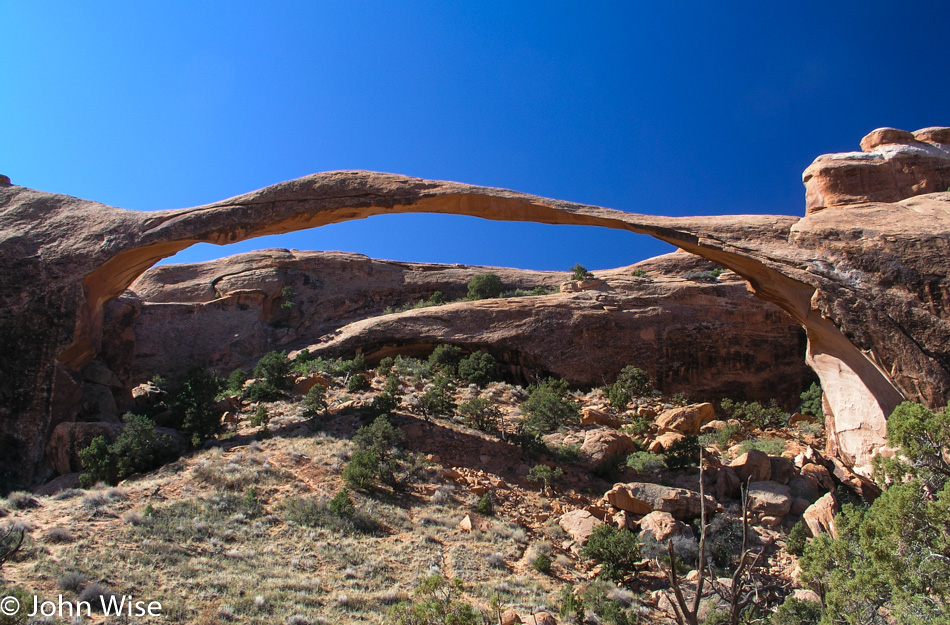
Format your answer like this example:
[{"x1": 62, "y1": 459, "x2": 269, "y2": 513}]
[
  {"x1": 608, "y1": 366, "x2": 653, "y2": 409},
  {"x1": 521, "y1": 378, "x2": 580, "y2": 433},
  {"x1": 786, "y1": 520, "x2": 808, "y2": 557},
  {"x1": 665, "y1": 435, "x2": 700, "y2": 469},
  {"x1": 244, "y1": 379, "x2": 281, "y2": 402},
  {"x1": 328, "y1": 489, "x2": 356, "y2": 517},
  {"x1": 769, "y1": 597, "x2": 822, "y2": 625},
  {"x1": 250, "y1": 404, "x2": 269, "y2": 428},
  {"x1": 343, "y1": 415, "x2": 418, "y2": 491},
  {"x1": 387, "y1": 575, "x2": 484, "y2": 625},
  {"x1": 699, "y1": 422, "x2": 743, "y2": 449},
  {"x1": 253, "y1": 351, "x2": 292, "y2": 390},
  {"x1": 626, "y1": 451, "x2": 667, "y2": 473},
  {"x1": 799, "y1": 401, "x2": 950, "y2": 624},
  {"x1": 581, "y1": 524, "x2": 641, "y2": 582},
  {"x1": 79, "y1": 414, "x2": 179, "y2": 486},
  {"x1": 457, "y1": 351, "x2": 497, "y2": 387},
  {"x1": 427, "y1": 344, "x2": 462, "y2": 376},
  {"x1": 683, "y1": 270, "x2": 719, "y2": 282},
  {"x1": 378, "y1": 356, "x2": 395, "y2": 376},
  {"x1": 570, "y1": 263, "x2": 594, "y2": 280},
  {"x1": 169, "y1": 366, "x2": 222, "y2": 446},
  {"x1": 457, "y1": 397, "x2": 501, "y2": 432},
  {"x1": 527, "y1": 464, "x2": 564, "y2": 491},
  {"x1": 799, "y1": 382, "x2": 823, "y2": 419},
  {"x1": 532, "y1": 552, "x2": 552, "y2": 575},
  {"x1": 721, "y1": 398, "x2": 788, "y2": 430},
  {"x1": 282, "y1": 493, "x2": 377, "y2": 535},
  {"x1": 419, "y1": 374, "x2": 456, "y2": 419},
  {"x1": 226, "y1": 368, "x2": 247, "y2": 392},
  {"x1": 466, "y1": 273, "x2": 503, "y2": 300},
  {"x1": 475, "y1": 493, "x2": 494, "y2": 516},
  {"x1": 347, "y1": 372, "x2": 371, "y2": 393},
  {"x1": 303, "y1": 383, "x2": 328, "y2": 417},
  {"x1": 737, "y1": 437, "x2": 785, "y2": 457},
  {"x1": 371, "y1": 375, "x2": 403, "y2": 414}
]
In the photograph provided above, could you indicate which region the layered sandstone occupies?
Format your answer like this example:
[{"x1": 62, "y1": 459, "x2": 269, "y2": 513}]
[
  {"x1": 1, "y1": 126, "x2": 949, "y2": 488},
  {"x1": 116, "y1": 249, "x2": 810, "y2": 406}
]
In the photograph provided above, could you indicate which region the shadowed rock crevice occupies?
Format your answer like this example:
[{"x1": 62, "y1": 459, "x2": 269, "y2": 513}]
[{"x1": 1, "y1": 126, "x2": 948, "y2": 488}]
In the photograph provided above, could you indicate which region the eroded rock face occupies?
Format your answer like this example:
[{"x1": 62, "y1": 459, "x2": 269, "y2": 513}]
[
  {"x1": 115, "y1": 250, "x2": 809, "y2": 404},
  {"x1": 1, "y1": 126, "x2": 949, "y2": 488}
]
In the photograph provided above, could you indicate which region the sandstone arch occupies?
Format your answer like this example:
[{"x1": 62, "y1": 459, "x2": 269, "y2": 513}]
[{"x1": 1, "y1": 127, "x2": 948, "y2": 488}]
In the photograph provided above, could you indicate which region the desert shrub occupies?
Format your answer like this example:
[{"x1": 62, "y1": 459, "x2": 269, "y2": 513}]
[
  {"x1": 527, "y1": 464, "x2": 564, "y2": 491},
  {"x1": 770, "y1": 597, "x2": 822, "y2": 625},
  {"x1": 58, "y1": 571, "x2": 86, "y2": 592},
  {"x1": 665, "y1": 435, "x2": 700, "y2": 469},
  {"x1": 394, "y1": 355, "x2": 429, "y2": 380},
  {"x1": 581, "y1": 581, "x2": 637, "y2": 625},
  {"x1": 250, "y1": 404, "x2": 269, "y2": 428},
  {"x1": 521, "y1": 378, "x2": 580, "y2": 433},
  {"x1": 4, "y1": 492, "x2": 38, "y2": 510},
  {"x1": 325, "y1": 354, "x2": 366, "y2": 378},
  {"x1": 630, "y1": 268, "x2": 648, "y2": 278},
  {"x1": 721, "y1": 398, "x2": 788, "y2": 430},
  {"x1": 581, "y1": 524, "x2": 641, "y2": 582},
  {"x1": 283, "y1": 494, "x2": 377, "y2": 535},
  {"x1": 466, "y1": 273, "x2": 503, "y2": 300},
  {"x1": 475, "y1": 493, "x2": 494, "y2": 516},
  {"x1": 799, "y1": 381, "x2": 823, "y2": 419},
  {"x1": 79, "y1": 414, "x2": 179, "y2": 486},
  {"x1": 552, "y1": 442, "x2": 582, "y2": 462},
  {"x1": 244, "y1": 379, "x2": 281, "y2": 402},
  {"x1": 378, "y1": 356, "x2": 395, "y2": 376},
  {"x1": 570, "y1": 263, "x2": 594, "y2": 280},
  {"x1": 419, "y1": 374, "x2": 456, "y2": 419},
  {"x1": 593, "y1": 454, "x2": 627, "y2": 482},
  {"x1": 626, "y1": 451, "x2": 667, "y2": 473},
  {"x1": 700, "y1": 422, "x2": 743, "y2": 449},
  {"x1": 457, "y1": 397, "x2": 501, "y2": 432},
  {"x1": 641, "y1": 533, "x2": 699, "y2": 572},
  {"x1": 387, "y1": 575, "x2": 484, "y2": 625},
  {"x1": 457, "y1": 351, "x2": 497, "y2": 387},
  {"x1": 169, "y1": 366, "x2": 222, "y2": 446},
  {"x1": 786, "y1": 520, "x2": 808, "y2": 557},
  {"x1": 532, "y1": 552, "x2": 552, "y2": 575},
  {"x1": 704, "y1": 513, "x2": 745, "y2": 569},
  {"x1": 343, "y1": 415, "x2": 418, "y2": 491},
  {"x1": 226, "y1": 368, "x2": 248, "y2": 392},
  {"x1": 347, "y1": 372, "x2": 371, "y2": 393},
  {"x1": 371, "y1": 375, "x2": 403, "y2": 414},
  {"x1": 303, "y1": 383, "x2": 328, "y2": 417},
  {"x1": 427, "y1": 344, "x2": 462, "y2": 376},
  {"x1": 737, "y1": 437, "x2": 785, "y2": 456},
  {"x1": 608, "y1": 365, "x2": 653, "y2": 410},
  {"x1": 253, "y1": 351, "x2": 292, "y2": 390},
  {"x1": 799, "y1": 401, "x2": 950, "y2": 624}
]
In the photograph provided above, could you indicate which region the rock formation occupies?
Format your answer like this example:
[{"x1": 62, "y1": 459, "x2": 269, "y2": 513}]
[
  {"x1": 111, "y1": 248, "x2": 809, "y2": 409},
  {"x1": 1, "y1": 126, "x2": 948, "y2": 488}
]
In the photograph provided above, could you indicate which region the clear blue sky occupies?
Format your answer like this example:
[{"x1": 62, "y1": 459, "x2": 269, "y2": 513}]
[{"x1": 3, "y1": 1, "x2": 948, "y2": 270}]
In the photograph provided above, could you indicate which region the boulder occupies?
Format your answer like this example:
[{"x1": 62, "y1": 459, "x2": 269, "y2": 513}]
[
  {"x1": 81, "y1": 360, "x2": 123, "y2": 389},
  {"x1": 605, "y1": 482, "x2": 713, "y2": 520},
  {"x1": 80, "y1": 383, "x2": 118, "y2": 418},
  {"x1": 581, "y1": 406, "x2": 620, "y2": 429},
  {"x1": 558, "y1": 509, "x2": 602, "y2": 546},
  {"x1": 790, "y1": 497, "x2": 811, "y2": 516},
  {"x1": 803, "y1": 493, "x2": 839, "y2": 539},
  {"x1": 638, "y1": 511, "x2": 693, "y2": 543},
  {"x1": 46, "y1": 422, "x2": 123, "y2": 475},
  {"x1": 768, "y1": 456, "x2": 795, "y2": 485},
  {"x1": 747, "y1": 481, "x2": 793, "y2": 518},
  {"x1": 731, "y1": 450, "x2": 771, "y2": 483},
  {"x1": 714, "y1": 466, "x2": 742, "y2": 501},
  {"x1": 580, "y1": 428, "x2": 636, "y2": 465},
  {"x1": 500, "y1": 610, "x2": 522, "y2": 625},
  {"x1": 650, "y1": 430, "x2": 685, "y2": 452},
  {"x1": 531, "y1": 613, "x2": 558, "y2": 625},
  {"x1": 611, "y1": 510, "x2": 638, "y2": 531},
  {"x1": 800, "y1": 463, "x2": 835, "y2": 493},
  {"x1": 655, "y1": 403, "x2": 715, "y2": 435}
]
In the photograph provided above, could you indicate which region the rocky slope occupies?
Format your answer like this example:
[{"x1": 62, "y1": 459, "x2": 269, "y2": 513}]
[
  {"x1": 103, "y1": 250, "x2": 810, "y2": 411},
  {"x1": 1, "y1": 126, "x2": 948, "y2": 488}
]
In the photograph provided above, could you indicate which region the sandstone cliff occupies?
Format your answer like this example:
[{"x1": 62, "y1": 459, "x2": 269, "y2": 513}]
[
  {"x1": 105, "y1": 250, "x2": 809, "y2": 407},
  {"x1": 1, "y1": 126, "x2": 948, "y2": 488}
]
